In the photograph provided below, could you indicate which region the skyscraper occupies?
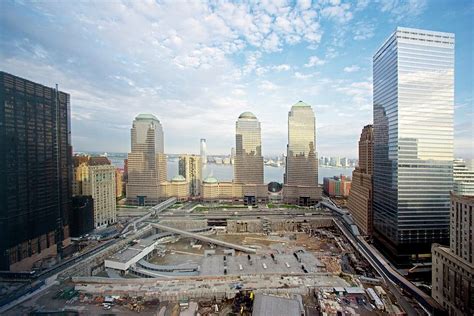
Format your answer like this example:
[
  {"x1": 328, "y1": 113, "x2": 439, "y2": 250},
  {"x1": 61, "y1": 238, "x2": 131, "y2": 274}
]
[
  {"x1": 126, "y1": 114, "x2": 167, "y2": 205},
  {"x1": 283, "y1": 101, "x2": 321, "y2": 206},
  {"x1": 234, "y1": 112, "x2": 264, "y2": 185},
  {"x1": 347, "y1": 125, "x2": 374, "y2": 236},
  {"x1": 200, "y1": 138, "x2": 207, "y2": 165},
  {"x1": 285, "y1": 101, "x2": 318, "y2": 186},
  {"x1": 179, "y1": 154, "x2": 202, "y2": 197},
  {"x1": 0, "y1": 72, "x2": 72, "y2": 271},
  {"x1": 373, "y1": 27, "x2": 454, "y2": 264}
]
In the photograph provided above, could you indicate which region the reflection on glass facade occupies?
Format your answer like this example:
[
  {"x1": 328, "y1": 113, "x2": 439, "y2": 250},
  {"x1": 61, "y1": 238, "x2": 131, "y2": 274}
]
[
  {"x1": 234, "y1": 112, "x2": 264, "y2": 184},
  {"x1": 0, "y1": 72, "x2": 72, "y2": 270},
  {"x1": 126, "y1": 114, "x2": 167, "y2": 205},
  {"x1": 373, "y1": 27, "x2": 454, "y2": 263},
  {"x1": 285, "y1": 101, "x2": 318, "y2": 186}
]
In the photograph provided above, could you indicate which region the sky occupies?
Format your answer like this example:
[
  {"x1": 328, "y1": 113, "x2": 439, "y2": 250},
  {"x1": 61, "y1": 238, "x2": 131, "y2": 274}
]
[{"x1": 0, "y1": 0, "x2": 472, "y2": 158}]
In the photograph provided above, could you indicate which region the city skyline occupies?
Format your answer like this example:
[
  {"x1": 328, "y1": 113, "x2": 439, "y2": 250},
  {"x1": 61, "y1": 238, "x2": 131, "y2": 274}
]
[
  {"x1": 1, "y1": 1, "x2": 472, "y2": 158},
  {"x1": 1, "y1": 2, "x2": 473, "y2": 314}
]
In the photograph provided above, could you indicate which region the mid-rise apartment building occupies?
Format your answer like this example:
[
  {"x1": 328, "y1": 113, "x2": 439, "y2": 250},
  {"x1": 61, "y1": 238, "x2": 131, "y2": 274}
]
[{"x1": 73, "y1": 156, "x2": 116, "y2": 228}]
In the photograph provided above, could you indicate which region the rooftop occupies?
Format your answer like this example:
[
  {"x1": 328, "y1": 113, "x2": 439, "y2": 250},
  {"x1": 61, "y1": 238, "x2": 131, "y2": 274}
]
[
  {"x1": 292, "y1": 100, "x2": 311, "y2": 108},
  {"x1": 252, "y1": 294, "x2": 303, "y2": 316},
  {"x1": 135, "y1": 113, "x2": 160, "y2": 121},
  {"x1": 239, "y1": 111, "x2": 257, "y2": 119},
  {"x1": 73, "y1": 155, "x2": 111, "y2": 167},
  {"x1": 203, "y1": 176, "x2": 218, "y2": 184},
  {"x1": 88, "y1": 156, "x2": 112, "y2": 166},
  {"x1": 171, "y1": 175, "x2": 186, "y2": 182}
]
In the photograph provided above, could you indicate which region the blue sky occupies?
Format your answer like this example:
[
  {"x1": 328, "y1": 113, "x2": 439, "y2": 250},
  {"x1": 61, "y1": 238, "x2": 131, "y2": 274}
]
[{"x1": 1, "y1": 0, "x2": 472, "y2": 158}]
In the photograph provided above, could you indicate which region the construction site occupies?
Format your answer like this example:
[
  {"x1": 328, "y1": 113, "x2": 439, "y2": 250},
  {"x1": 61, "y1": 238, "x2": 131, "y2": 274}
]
[{"x1": 4, "y1": 202, "x2": 408, "y2": 315}]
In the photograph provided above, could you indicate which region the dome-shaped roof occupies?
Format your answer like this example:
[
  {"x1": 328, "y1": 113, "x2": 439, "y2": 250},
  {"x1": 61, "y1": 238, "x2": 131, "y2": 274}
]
[
  {"x1": 292, "y1": 100, "x2": 310, "y2": 107},
  {"x1": 135, "y1": 113, "x2": 160, "y2": 121},
  {"x1": 203, "y1": 176, "x2": 218, "y2": 184},
  {"x1": 239, "y1": 111, "x2": 257, "y2": 119},
  {"x1": 171, "y1": 175, "x2": 186, "y2": 182}
]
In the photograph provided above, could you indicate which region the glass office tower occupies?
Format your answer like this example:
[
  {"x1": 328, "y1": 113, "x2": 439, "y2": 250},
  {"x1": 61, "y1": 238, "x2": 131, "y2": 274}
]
[
  {"x1": 373, "y1": 27, "x2": 454, "y2": 265},
  {"x1": 234, "y1": 112, "x2": 264, "y2": 184},
  {"x1": 285, "y1": 101, "x2": 318, "y2": 186},
  {"x1": 126, "y1": 114, "x2": 167, "y2": 205}
]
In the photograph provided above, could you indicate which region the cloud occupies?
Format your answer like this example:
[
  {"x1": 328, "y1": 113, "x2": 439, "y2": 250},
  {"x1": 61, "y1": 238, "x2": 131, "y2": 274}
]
[
  {"x1": 320, "y1": 0, "x2": 353, "y2": 23},
  {"x1": 258, "y1": 80, "x2": 279, "y2": 91},
  {"x1": 272, "y1": 64, "x2": 291, "y2": 71},
  {"x1": 356, "y1": 0, "x2": 370, "y2": 11},
  {"x1": 353, "y1": 21, "x2": 375, "y2": 40},
  {"x1": 343, "y1": 65, "x2": 360, "y2": 72},
  {"x1": 294, "y1": 72, "x2": 313, "y2": 79},
  {"x1": 377, "y1": 0, "x2": 428, "y2": 21},
  {"x1": 336, "y1": 80, "x2": 373, "y2": 110},
  {"x1": 297, "y1": 0, "x2": 313, "y2": 11},
  {"x1": 304, "y1": 55, "x2": 326, "y2": 67},
  {"x1": 0, "y1": 0, "x2": 468, "y2": 159}
]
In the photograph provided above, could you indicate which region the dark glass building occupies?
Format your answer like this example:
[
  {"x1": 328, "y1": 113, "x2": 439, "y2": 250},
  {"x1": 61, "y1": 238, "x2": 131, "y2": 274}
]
[
  {"x1": 0, "y1": 72, "x2": 72, "y2": 271},
  {"x1": 70, "y1": 196, "x2": 94, "y2": 237}
]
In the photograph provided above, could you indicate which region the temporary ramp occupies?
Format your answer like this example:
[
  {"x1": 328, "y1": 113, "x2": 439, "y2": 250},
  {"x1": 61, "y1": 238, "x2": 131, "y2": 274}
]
[{"x1": 151, "y1": 223, "x2": 256, "y2": 253}]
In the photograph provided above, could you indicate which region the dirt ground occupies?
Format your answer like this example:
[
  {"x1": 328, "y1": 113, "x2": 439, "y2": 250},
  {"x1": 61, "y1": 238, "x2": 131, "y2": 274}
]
[{"x1": 147, "y1": 232, "x2": 344, "y2": 273}]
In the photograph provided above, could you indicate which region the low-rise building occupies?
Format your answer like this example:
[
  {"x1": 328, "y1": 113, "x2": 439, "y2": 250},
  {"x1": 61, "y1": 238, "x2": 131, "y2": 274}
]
[
  {"x1": 323, "y1": 175, "x2": 352, "y2": 197},
  {"x1": 201, "y1": 177, "x2": 268, "y2": 205},
  {"x1": 282, "y1": 184, "x2": 322, "y2": 206},
  {"x1": 159, "y1": 175, "x2": 189, "y2": 202}
]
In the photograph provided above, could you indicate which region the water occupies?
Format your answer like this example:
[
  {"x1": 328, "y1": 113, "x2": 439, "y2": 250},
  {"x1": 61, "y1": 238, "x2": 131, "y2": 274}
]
[
  {"x1": 168, "y1": 159, "x2": 353, "y2": 184},
  {"x1": 100, "y1": 153, "x2": 353, "y2": 184}
]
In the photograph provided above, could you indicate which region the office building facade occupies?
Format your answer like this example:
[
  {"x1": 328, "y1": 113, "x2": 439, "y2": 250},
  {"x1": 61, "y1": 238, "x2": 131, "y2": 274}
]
[
  {"x1": 283, "y1": 101, "x2": 320, "y2": 205},
  {"x1": 373, "y1": 27, "x2": 455, "y2": 264},
  {"x1": 348, "y1": 125, "x2": 374, "y2": 236},
  {"x1": 285, "y1": 101, "x2": 318, "y2": 186},
  {"x1": 432, "y1": 193, "x2": 473, "y2": 315},
  {"x1": 234, "y1": 112, "x2": 264, "y2": 185},
  {"x1": 126, "y1": 114, "x2": 167, "y2": 205},
  {"x1": 0, "y1": 72, "x2": 72, "y2": 271},
  {"x1": 453, "y1": 159, "x2": 474, "y2": 196},
  {"x1": 179, "y1": 154, "x2": 202, "y2": 197},
  {"x1": 73, "y1": 156, "x2": 116, "y2": 228}
]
